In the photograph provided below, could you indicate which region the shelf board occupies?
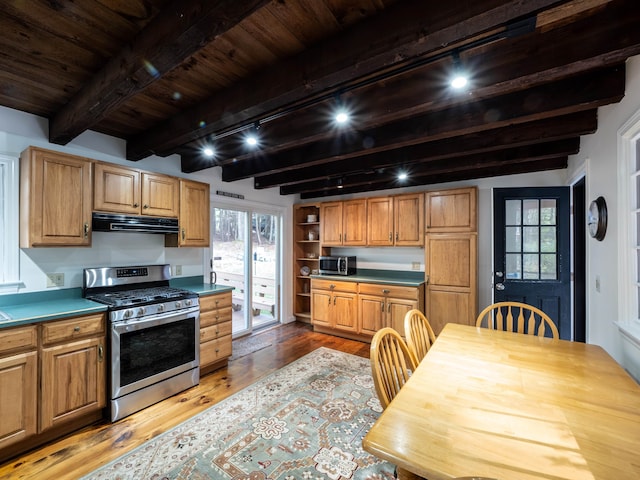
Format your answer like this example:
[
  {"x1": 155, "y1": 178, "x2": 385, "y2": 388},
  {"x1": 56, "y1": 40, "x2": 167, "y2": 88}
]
[
  {"x1": 296, "y1": 292, "x2": 311, "y2": 297},
  {"x1": 298, "y1": 222, "x2": 320, "y2": 225},
  {"x1": 296, "y1": 257, "x2": 319, "y2": 261},
  {"x1": 296, "y1": 240, "x2": 320, "y2": 243},
  {"x1": 294, "y1": 311, "x2": 311, "y2": 319}
]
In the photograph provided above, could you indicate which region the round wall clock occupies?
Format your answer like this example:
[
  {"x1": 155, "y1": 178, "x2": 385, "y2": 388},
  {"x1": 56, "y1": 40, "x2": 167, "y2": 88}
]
[{"x1": 588, "y1": 196, "x2": 607, "y2": 241}]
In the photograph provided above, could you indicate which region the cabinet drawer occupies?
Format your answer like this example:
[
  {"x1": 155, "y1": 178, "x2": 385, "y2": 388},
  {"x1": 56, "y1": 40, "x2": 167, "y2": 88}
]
[
  {"x1": 358, "y1": 283, "x2": 420, "y2": 300},
  {"x1": 200, "y1": 321, "x2": 232, "y2": 343},
  {"x1": 200, "y1": 291, "x2": 233, "y2": 312},
  {"x1": 200, "y1": 335, "x2": 232, "y2": 366},
  {"x1": 310, "y1": 279, "x2": 358, "y2": 293},
  {"x1": 0, "y1": 325, "x2": 38, "y2": 355},
  {"x1": 42, "y1": 314, "x2": 105, "y2": 345},
  {"x1": 200, "y1": 306, "x2": 232, "y2": 327}
]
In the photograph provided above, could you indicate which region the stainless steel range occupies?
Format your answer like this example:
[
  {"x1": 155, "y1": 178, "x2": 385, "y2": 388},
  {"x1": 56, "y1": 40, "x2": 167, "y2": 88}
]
[{"x1": 83, "y1": 264, "x2": 200, "y2": 422}]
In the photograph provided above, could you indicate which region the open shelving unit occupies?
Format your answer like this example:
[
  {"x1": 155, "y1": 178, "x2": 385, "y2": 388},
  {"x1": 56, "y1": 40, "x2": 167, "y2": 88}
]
[{"x1": 293, "y1": 202, "x2": 325, "y2": 323}]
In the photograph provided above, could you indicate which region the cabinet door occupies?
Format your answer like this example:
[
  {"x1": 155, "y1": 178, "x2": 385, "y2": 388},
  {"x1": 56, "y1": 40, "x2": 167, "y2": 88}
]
[
  {"x1": 40, "y1": 336, "x2": 105, "y2": 431},
  {"x1": 178, "y1": 179, "x2": 210, "y2": 247},
  {"x1": 395, "y1": 193, "x2": 424, "y2": 246},
  {"x1": 426, "y1": 187, "x2": 477, "y2": 232},
  {"x1": 333, "y1": 292, "x2": 358, "y2": 332},
  {"x1": 359, "y1": 294, "x2": 385, "y2": 336},
  {"x1": 321, "y1": 202, "x2": 343, "y2": 245},
  {"x1": 142, "y1": 173, "x2": 179, "y2": 217},
  {"x1": 342, "y1": 199, "x2": 367, "y2": 246},
  {"x1": 367, "y1": 197, "x2": 393, "y2": 246},
  {"x1": 425, "y1": 233, "x2": 477, "y2": 334},
  {"x1": 20, "y1": 148, "x2": 92, "y2": 247},
  {"x1": 0, "y1": 351, "x2": 37, "y2": 449},
  {"x1": 386, "y1": 298, "x2": 418, "y2": 337},
  {"x1": 311, "y1": 289, "x2": 333, "y2": 327},
  {"x1": 93, "y1": 163, "x2": 141, "y2": 214}
]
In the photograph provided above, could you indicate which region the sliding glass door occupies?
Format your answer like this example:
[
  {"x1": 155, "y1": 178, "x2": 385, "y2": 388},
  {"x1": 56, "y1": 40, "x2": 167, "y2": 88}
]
[{"x1": 211, "y1": 206, "x2": 281, "y2": 337}]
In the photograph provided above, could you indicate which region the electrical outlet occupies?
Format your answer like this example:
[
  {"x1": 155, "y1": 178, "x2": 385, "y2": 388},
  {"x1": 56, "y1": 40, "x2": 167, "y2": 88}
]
[
  {"x1": 411, "y1": 262, "x2": 421, "y2": 271},
  {"x1": 175, "y1": 265, "x2": 182, "y2": 276},
  {"x1": 46, "y1": 273, "x2": 64, "y2": 288}
]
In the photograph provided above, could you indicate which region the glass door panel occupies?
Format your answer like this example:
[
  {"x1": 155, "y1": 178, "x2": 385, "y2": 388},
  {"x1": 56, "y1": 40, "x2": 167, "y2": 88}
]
[{"x1": 251, "y1": 212, "x2": 279, "y2": 330}]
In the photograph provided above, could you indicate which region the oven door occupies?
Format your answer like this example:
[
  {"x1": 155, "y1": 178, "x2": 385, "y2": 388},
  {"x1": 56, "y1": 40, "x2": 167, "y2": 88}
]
[{"x1": 111, "y1": 308, "x2": 200, "y2": 399}]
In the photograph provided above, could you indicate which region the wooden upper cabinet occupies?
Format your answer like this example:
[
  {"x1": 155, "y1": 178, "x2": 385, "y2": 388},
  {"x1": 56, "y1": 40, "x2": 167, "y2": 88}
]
[
  {"x1": 94, "y1": 163, "x2": 178, "y2": 217},
  {"x1": 169, "y1": 179, "x2": 210, "y2": 247},
  {"x1": 320, "y1": 202, "x2": 343, "y2": 245},
  {"x1": 321, "y1": 199, "x2": 366, "y2": 246},
  {"x1": 20, "y1": 147, "x2": 93, "y2": 247},
  {"x1": 426, "y1": 187, "x2": 477, "y2": 232},
  {"x1": 367, "y1": 197, "x2": 394, "y2": 246},
  {"x1": 367, "y1": 193, "x2": 424, "y2": 246},
  {"x1": 342, "y1": 199, "x2": 366, "y2": 245}
]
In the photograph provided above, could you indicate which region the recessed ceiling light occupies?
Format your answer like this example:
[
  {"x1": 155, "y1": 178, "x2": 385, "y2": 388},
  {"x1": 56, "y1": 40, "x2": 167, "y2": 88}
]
[
  {"x1": 451, "y1": 75, "x2": 468, "y2": 89},
  {"x1": 335, "y1": 111, "x2": 349, "y2": 124}
]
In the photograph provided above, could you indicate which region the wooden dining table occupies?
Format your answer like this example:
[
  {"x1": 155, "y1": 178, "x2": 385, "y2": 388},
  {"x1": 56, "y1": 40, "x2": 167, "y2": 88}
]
[{"x1": 362, "y1": 323, "x2": 640, "y2": 480}]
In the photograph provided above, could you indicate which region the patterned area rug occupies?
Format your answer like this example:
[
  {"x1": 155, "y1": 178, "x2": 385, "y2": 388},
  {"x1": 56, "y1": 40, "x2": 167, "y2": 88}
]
[{"x1": 82, "y1": 347, "x2": 394, "y2": 480}]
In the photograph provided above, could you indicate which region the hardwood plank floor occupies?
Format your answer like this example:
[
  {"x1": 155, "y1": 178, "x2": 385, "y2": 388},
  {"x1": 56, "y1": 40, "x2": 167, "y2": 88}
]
[{"x1": 0, "y1": 322, "x2": 370, "y2": 480}]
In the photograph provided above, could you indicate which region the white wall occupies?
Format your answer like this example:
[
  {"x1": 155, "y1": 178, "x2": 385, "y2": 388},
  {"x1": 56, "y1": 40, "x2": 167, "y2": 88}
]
[
  {"x1": 567, "y1": 54, "x2": 640, "y2": 378},
  {"x1": 0, "y1": 106, "x2": 295, "y2": 319}
]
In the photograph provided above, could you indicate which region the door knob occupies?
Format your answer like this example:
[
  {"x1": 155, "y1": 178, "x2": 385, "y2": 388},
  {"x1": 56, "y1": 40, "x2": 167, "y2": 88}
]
[{"x1": 495, "y1": 283, "x2": 505, "y2": 291}]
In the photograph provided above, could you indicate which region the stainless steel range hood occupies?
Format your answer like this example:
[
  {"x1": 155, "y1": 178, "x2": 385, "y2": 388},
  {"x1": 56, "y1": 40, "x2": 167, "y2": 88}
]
[{"x1": 92, "y1": 212, "x2": 179, "y2": 234}]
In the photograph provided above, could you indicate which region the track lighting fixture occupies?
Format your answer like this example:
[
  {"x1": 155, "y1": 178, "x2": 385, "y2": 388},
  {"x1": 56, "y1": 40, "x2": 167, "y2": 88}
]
[
  {"x1": 450, "y1": 50, "x2": 468, "y2": 89},
  {"x1": 245, "y1": 122, "x2": 260, "y2": 147}
]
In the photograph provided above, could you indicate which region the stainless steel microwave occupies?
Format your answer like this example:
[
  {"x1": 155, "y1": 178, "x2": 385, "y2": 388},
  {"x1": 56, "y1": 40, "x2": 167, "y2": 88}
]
[{"x1": 319, "y1": 256, "x2": 357, "y2": 275}]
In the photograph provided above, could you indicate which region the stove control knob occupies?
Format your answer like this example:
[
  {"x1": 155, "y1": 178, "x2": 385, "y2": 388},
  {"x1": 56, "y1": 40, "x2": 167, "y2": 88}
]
[
  {"x1": 157, "y1": 304, "x2": 165, "y2": 313},
  {"x1": 137, "y1": 307, "x2": 146, "y2": 316},
  {"x1": 123, "y1": 309, "x2": 133, "y2": 319},
  {"x1": 185, "y1": 299, "x2": 193, "y2": 307},
  {"x1": 175, "y1": 301, "x2": 182, "y2": 308}
]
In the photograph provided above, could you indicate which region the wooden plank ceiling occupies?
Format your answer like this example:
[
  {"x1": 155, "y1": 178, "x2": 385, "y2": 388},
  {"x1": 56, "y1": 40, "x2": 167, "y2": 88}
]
[{"x1": 1, "y1": 0, "x2": 639, "y2": 198}]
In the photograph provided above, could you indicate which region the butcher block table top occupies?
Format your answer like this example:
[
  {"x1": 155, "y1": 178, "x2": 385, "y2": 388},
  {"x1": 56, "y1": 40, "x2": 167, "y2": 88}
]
[{"x1": 362, "y1": 323, "x2": 640, "y2": 480}]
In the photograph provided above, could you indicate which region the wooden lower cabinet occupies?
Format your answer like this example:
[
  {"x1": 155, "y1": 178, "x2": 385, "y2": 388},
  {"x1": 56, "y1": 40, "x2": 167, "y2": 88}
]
[
  {"x1": 311, "y1": 279, "x2": 424, "y2": 340},
  {"x1": 0, "y1": 315, "x2": 106, "y2": 461},
  {"x1": 199, "y1": 291, "x2": 233, "y2": 375},
  {"x1": 311, "y1": 279, "x2": 358, "y2": 333},
  {"x1": 40, "y1": 336, "x2": 105, "y2": 431},
  {"x1": 0, "y1": 325, "x2": 38, "y2": 450},
  {"x1": 358, "y1": 283, "x2": 423, "y2": 337}
]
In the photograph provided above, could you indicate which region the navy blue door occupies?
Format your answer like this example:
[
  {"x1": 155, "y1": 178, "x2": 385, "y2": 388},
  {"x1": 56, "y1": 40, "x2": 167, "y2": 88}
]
[{"x1": 493, "y1": 187, "x2": 571, "y2": 339}]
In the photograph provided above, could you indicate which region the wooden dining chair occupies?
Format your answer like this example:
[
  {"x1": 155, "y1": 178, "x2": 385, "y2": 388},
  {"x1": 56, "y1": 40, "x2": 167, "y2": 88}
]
[
  {"x1": 370, "y1": 327, "x2": 418, "y2": 409},
  {"x1": 403, "y1": 309, "x2": 436, "y2": 362},
  {"x1": 476, "y1": 301, "x2": 559, "y2": 339}
]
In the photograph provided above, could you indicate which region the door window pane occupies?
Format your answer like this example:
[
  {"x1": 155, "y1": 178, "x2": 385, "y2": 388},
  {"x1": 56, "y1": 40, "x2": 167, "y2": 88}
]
[
  {"x1": 505, "y1": 200, "x2": 521, "y2": 225},
  {"x1": 541, "y1": 254, "x2": 557, "y2": 280},
  {"x1": 523, "y1": 254, "x2": 539, "y2": 279},
  {"x1": 523, "y1": 227, "x2": 539, "y2": 252},
  {"x1": 505, "y1": 227, "x2": 521, "y2": 252},
  {"x1": 251, "y1": 213, "x2": 278, "y2": 325},
  {"x1": 523, "y1": 199, "x2": 539, "y2": 225},
  {"x1": 506, "y1": 254, "x2": 521, "y2": 279},
  {"x1": 541, "y1": 199, "x2": 557, "y2": 225},
  {"x1": 541, "y1": 227, "x2": 557, "y2": 252}
]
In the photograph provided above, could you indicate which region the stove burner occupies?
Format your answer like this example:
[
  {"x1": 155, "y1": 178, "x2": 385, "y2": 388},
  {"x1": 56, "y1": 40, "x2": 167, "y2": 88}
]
[{"x1": 87, "y1": 287, "x2": 197, "y2": 307}]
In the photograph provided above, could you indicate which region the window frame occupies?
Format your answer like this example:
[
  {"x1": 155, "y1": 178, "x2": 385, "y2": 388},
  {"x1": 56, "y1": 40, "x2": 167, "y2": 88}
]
[
  {"x1": 617, "y1": 109, "x2": 640, "y2": 343},
  {"x1": 0, "y1": 153, "x2": 19, "y2": 292}
]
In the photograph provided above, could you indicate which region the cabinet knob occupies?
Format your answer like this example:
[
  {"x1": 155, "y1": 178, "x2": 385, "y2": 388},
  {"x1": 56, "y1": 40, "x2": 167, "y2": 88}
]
[
  {"x1": 382, "y1": 289, "x2": 390, "y2": 294},
  {"x1": 74, "y1": 326, "x2": 81, "y2": 332},
  {"x1": 143, "y1": 204, "x2": 149, "y2": 209},
  {"x1": 98, "y1": 344, "x2": 104, "y2": 362},
  {"x1": 133, "y1": 203, "x2": 139, "y2": 208}
]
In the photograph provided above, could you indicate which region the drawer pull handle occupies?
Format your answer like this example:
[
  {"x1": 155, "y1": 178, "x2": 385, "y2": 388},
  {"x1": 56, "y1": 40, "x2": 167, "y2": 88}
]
[
  {"x1": 382, "y1": 289, "x2": 390, "y2": 294},
  {"x1": 98, "y1": 344, "x2": 104, "y2": 362},
  {"x1": 74, "y1": 326, "x2": 81, "y2": 332}
]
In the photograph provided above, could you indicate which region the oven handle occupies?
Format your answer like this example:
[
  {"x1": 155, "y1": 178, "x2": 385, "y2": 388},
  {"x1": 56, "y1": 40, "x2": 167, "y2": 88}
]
[{"x1": 112, "y1": 307, "x2": 200, "y2": 333}]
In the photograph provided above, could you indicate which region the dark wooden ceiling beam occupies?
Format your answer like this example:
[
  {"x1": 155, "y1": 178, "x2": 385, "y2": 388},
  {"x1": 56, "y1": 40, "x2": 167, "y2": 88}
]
[
  {"x1": 48, "y1": 0, "x2": 271, "y2": 145},
  {"x1": 220, "y1": 65, "x2": 621, "y2": 182},
  {"x1": 253, "y1": 110, "x2": 596, "y2": 188},
  {"x1": 126, "y1": 0, "x2": 568, "y2": 160},
  {"x1": 300, "y1": 157, "x2": 568, "y2": 199},
  {"x1": 184, "y1": 0, "x2": 640, "y2": 169},
  {"x1": 280, "y1": 138, "x2": 580, "y2": 195}
]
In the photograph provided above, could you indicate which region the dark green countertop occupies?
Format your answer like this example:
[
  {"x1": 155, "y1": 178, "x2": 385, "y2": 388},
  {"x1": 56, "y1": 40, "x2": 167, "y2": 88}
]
[
  {"x1": 0, "y1": 288, "x2": 108, "y2": 328},
  {"x1": 310, "y1": 268, "x2": 425, "y2": 287},
  {"x1": 0, "y1": 277, "x2": 235, "y2": 329}
]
